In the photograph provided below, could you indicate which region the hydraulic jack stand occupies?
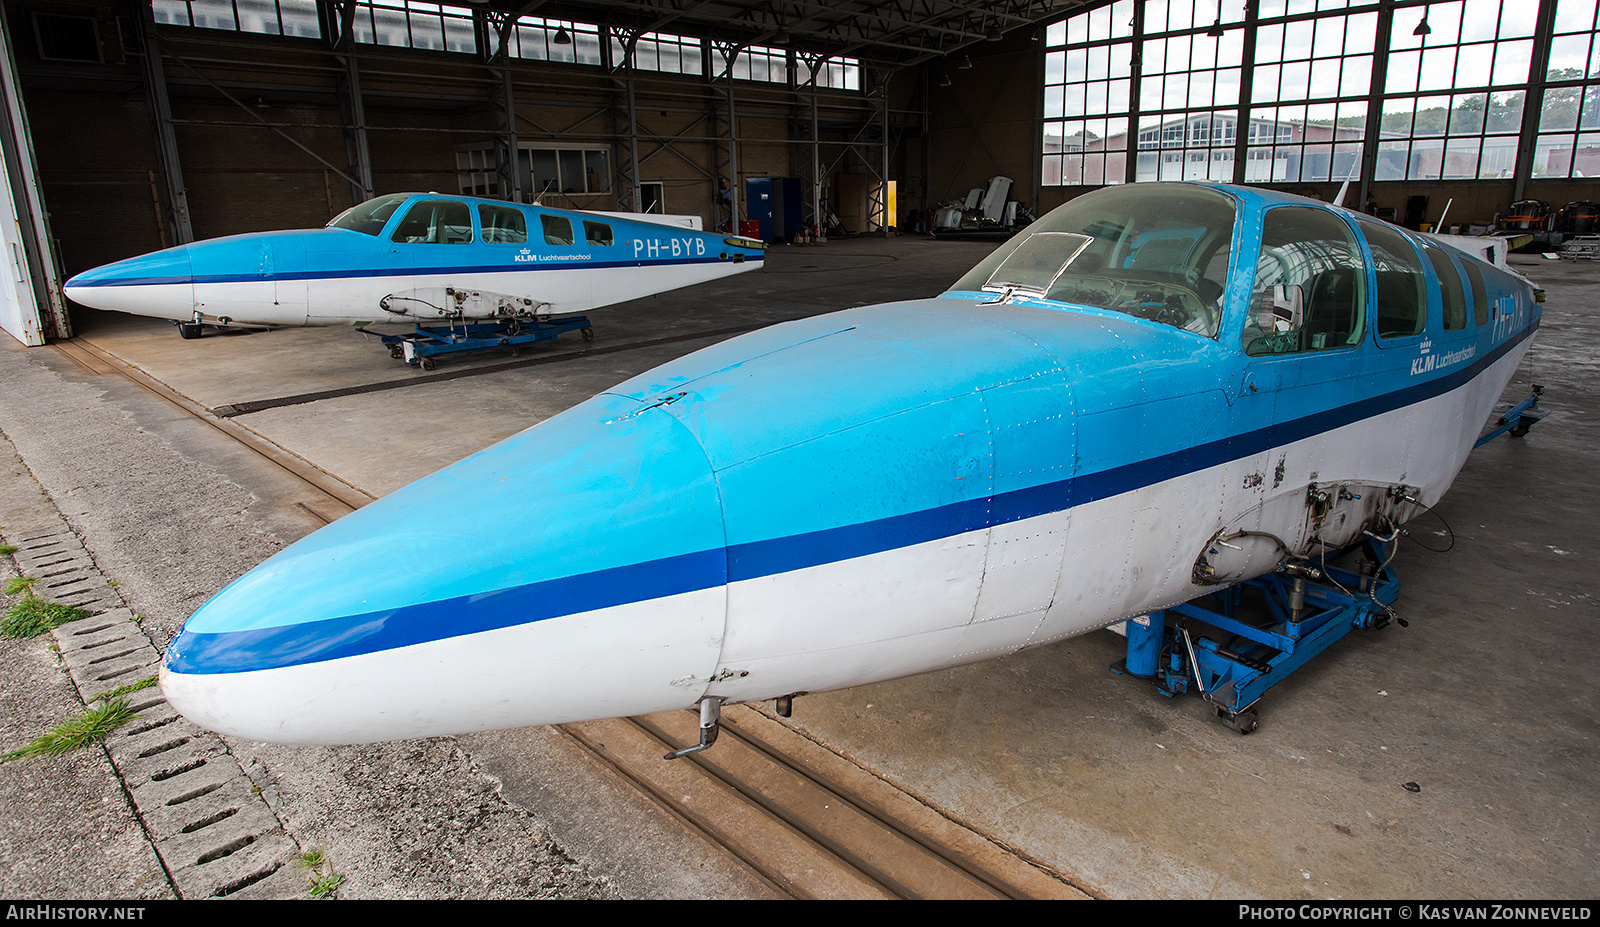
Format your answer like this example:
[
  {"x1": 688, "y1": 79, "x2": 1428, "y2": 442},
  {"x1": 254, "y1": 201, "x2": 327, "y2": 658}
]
[{"x1": 1112, "y1": 538, "x2": 1401, "y2": 733}]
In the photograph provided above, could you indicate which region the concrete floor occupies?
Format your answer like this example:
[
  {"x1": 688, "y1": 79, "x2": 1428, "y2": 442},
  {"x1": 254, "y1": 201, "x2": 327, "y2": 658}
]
[{"x1": 2, "y1": 236, "x2": 1595, "y2": 899}]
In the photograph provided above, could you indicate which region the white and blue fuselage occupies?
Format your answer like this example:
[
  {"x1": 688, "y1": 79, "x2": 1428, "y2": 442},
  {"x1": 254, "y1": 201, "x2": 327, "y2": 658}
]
[
  {"x1": 159, "y1": 184, "x2": 1540, "y2": 744},
  {"x1": 62, "y1": 193, "x2": 765, "y2": 326}
]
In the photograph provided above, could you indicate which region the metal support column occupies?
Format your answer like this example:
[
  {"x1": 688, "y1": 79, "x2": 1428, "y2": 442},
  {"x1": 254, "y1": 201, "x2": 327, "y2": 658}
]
[
  {"x1": 1126, "y1": 0, "x2": 1144, "y2": 184},
  {"x1": 865, "y1": 69, "x2": 890, "y2": 232},
  {"x1": 1512, "y1": 0, "x2": 1561, "y2": 202},
  {"x1": 335, "y1": 55, "x2": 374, "y2": 206},
  {"x1": 135, "y1": 8, "x2": 192, "y2": 244},
  {"x1": 811, "y1": 83, "x2": 821, "y2": 237},
  {"x1": 494, "y1": 65, "x2": 522, "y2": 202},
  {"x1": 627, "y1": 67, "x2": 641, "y2": 212},
  {"x1": 722, "y1": 59, "x2": 741, "y2": 230},
  {"x1": 482, "y1": 10, "x2": 521, "y2": 203},
  {"x1": 1356, "y1": 0, "x2": 1394, "y2": 209},
  {"x1": 1233, "y1": 0, "x2": 1259, "y2": 185},
  {"x1": 607, "y1": 28, "x2": 642, "y2": 212}
]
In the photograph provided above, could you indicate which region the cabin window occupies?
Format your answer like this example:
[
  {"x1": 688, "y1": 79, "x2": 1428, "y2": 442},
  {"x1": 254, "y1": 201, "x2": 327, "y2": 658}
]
[
  {"x1": 950, "y1": 184, "x2": 1235, "y2": 337},
  {"x1": 1423, "y1": 245, "x2": 1469, "y2": 332},
  {"x1": 540, "y1": 214, "x2": 575, "y2": 246},
  {"x1": 390, "y1": 199, "x2": 473, "y2": 244},
  {"x1": 583, "y1": 221, "x2": 614, "y2": 247},
  {"x1": 1245, "y1": 206, "x2": 1366, "y2": 357},
  {"x1": 479, "y1": 205, "x2": 528, "y2": 244},
  {"x1": 1356, "y1": 220, "x2": 1426, "y2": 340},
  {"x1": 328, "y1": 193, "x2": 408, "y2": 236},
  {"x1": 1461, "y1": 258, "x2": 1489, "y2": 327}
]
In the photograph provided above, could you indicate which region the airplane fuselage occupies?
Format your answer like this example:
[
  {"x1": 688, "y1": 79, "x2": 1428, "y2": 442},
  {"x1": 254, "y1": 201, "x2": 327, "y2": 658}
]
[
  {"x1": 159, "y1": 183, "x2": 1541, "y2": 744},
  {"x1": 63, "y1": 193, "x2": 765, "y2": 326}
]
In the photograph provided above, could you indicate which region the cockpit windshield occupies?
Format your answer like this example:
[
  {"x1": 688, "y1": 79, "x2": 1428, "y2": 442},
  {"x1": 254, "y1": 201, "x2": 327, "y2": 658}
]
[
  {"x1": 327, "y1": 193, "x2": 410, "y2": 236},
  {"x1": 949, "y1": 185, "x2": 1237, "y2": 337}
]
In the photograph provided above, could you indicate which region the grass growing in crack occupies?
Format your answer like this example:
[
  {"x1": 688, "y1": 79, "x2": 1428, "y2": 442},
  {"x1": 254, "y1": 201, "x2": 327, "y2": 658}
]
[
  {"x1": 296, "y1": 850, "x2": 345, "y2": 898},
  {"x1": 4, "y1": 576, "x2": 38, "y2": 596},
  {"x1": 94, "y1": 676, "x2": 157, "y2": 703},
  {"x1": 0, "y1": 543, "x2": 16, "y2": 556},
  {"x1": 2, "y1": 576, "x2": 89, "y2": 639},
  {"x1": 0, "y1": 697, "x2": 134, "y2": 763},
  {"x1": 2, "y1": 598, "x2": 89, "y2": 638}
]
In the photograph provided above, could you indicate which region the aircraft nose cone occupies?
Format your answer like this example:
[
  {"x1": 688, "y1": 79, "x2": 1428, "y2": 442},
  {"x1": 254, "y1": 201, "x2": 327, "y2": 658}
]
[
  {"x1": 63, "y1": 247, "x2": 195, "y2": 318},
  {"x1": 160, "y1": 393, "x2": 730, "y2": 744}
]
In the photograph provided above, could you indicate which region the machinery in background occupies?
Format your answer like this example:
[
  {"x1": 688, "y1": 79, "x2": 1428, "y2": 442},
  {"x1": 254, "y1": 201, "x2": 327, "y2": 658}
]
[
  {"x1": 1491, "y1": 199, "x2": 1600, "y2": 255},
  {"x1": 1556, "y1": 201, "x2": 1600, "y2": 260},
  {"x1": 929, "y1": 176, "x2": 1034, "y2": 239}
]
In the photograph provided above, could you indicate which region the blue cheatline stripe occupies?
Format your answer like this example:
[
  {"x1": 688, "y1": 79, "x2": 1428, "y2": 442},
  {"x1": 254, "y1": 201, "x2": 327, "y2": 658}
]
[
  {"x1": 164, "y1": 548, "x2": 727, "y2": 675},
  {"x1": 167, "y1": 323, "x2": 1534, "y2": 675},
  {"x1": 70, "y1": 254, "x2": 760, "y2": 288}
]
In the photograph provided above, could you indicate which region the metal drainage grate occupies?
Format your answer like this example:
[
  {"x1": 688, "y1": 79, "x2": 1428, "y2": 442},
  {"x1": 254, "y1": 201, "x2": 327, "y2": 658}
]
[{"x1": 5, "y1": 520, "x2": 311, "y2": 899}]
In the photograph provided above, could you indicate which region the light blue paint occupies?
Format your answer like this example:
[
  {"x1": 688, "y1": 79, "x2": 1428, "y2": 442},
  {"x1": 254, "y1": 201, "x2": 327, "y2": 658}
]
[{"x1": 65, "y1": 193, "x2": 764, "y2": 290}]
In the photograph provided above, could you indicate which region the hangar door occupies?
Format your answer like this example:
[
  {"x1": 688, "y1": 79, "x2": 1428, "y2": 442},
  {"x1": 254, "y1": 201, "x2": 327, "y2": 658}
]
[{"x1": 0, "y1": 12, "x2": 65, "y2": 347}]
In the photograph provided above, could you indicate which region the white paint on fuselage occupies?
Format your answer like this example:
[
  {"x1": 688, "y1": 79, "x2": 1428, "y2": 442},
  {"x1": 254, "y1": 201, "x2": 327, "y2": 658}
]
[
  {"x1": 159, "y1": 585, "x2": 726, "y2": 744},
  {"x1": 67, "y1": 260, "x2": 757, "y2": 327},
  {"x1": 699, "y1": 339, "x2": 1529, "y2": 706}
]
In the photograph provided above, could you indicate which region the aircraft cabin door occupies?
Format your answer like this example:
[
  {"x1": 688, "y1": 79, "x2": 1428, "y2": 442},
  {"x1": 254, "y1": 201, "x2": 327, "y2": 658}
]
[{"x1": 1217, "y1": 205, "x2": 1373, "y2": 582}]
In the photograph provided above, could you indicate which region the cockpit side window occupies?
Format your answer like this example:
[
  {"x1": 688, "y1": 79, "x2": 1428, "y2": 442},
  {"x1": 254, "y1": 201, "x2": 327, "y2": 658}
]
[
  {"x1": 949, "y1": 184, "x2": 1236, "y2": 337},
  {"x1": 1356, "y1": 219, "x2": 1427, "y2": 340},
  {"x1": 479, "y1": 204, "x2": 528, "y2": 245},
  {"x1": 1423, "y1": 244, "x2": 1468, "y2": 331},
  {"x1": 540, "y1": 214, "x2": 575, "y2": 246},
  {"x1": 1461, "y1": 257, "x2": 1489, "y2": 327},
  {"x1": 328, "y1": 193, "x2": 408, "y2": 236},
  {"x1": 390, "y1": 199, "x2": 474, "y2": 244},
  {"x1": 1244, "y1": 206, "x2": 1366, "y2": 357}
]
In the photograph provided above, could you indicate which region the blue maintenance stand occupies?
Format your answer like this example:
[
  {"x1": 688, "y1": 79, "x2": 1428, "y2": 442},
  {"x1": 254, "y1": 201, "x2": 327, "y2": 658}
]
[
  {"x1": 1112, "y1": 538, "x2": 1401, "y2": 734},
  {"x1": 1474, "y1": 385, "x2": 1544, "y2": 447},
  {"x1": 371, "y1": 316, "x2": 593, "y2": 369}
]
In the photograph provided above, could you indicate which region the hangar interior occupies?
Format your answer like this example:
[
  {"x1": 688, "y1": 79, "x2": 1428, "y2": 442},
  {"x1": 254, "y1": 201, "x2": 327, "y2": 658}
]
[{"x1": 0, "y1": 0, "x2": 1596, "y2": 904}]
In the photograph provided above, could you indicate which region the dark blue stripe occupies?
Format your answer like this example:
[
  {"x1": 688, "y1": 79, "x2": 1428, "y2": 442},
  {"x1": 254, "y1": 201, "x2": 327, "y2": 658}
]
[
  {"x1": 71, "y1": 254, "x2": 760, "y2": 288},
  {"x1": 165, "y1": 548, "x2": 726, "y2": 674},
  {"x1": 169, "y1": 323, "x2": 1534, "y2": 674}
]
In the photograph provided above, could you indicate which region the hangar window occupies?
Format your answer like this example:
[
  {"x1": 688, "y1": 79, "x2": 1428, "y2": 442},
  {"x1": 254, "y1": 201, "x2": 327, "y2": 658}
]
[
  {"x1": 506, "y1": 17, "x2": 602, "y2": 65},
  {"x1": 456, "y1": 146, "x2": 611, "y2": 201},
  {"x1": 798, "y1": 55, "x2": 862, "y2": 91},
  {"x1": 32, "y1": 13, "x2": 102, "y2": 62},
  {"x1": 1044, "y1": 0, "x2": 1599, "y2": 186},
  {"x1": 152, "y1": 0, "x2": 322, "y2": 38},
  {"x1": 1379, "y1": 0, "x2": 1539, "y2": 180},
  {"x1": 1042, "y1": 0, "x2": 1135, "y2": 185},
  {"x1": 479, "y1": 205, "x2": 528, "y2": 245},
  {"x1": 350, "y1": 0, "x2": 476, "y2": 53},
  {"x1": 612, "y1": 30, "x2": 704, "y2": 75},
  {"x1": 719, "y1": 45, "x2": 790, "y2": 84},
  {"x1": 1534, "y1": 0, "x2": 1600, "y2": 178}
]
